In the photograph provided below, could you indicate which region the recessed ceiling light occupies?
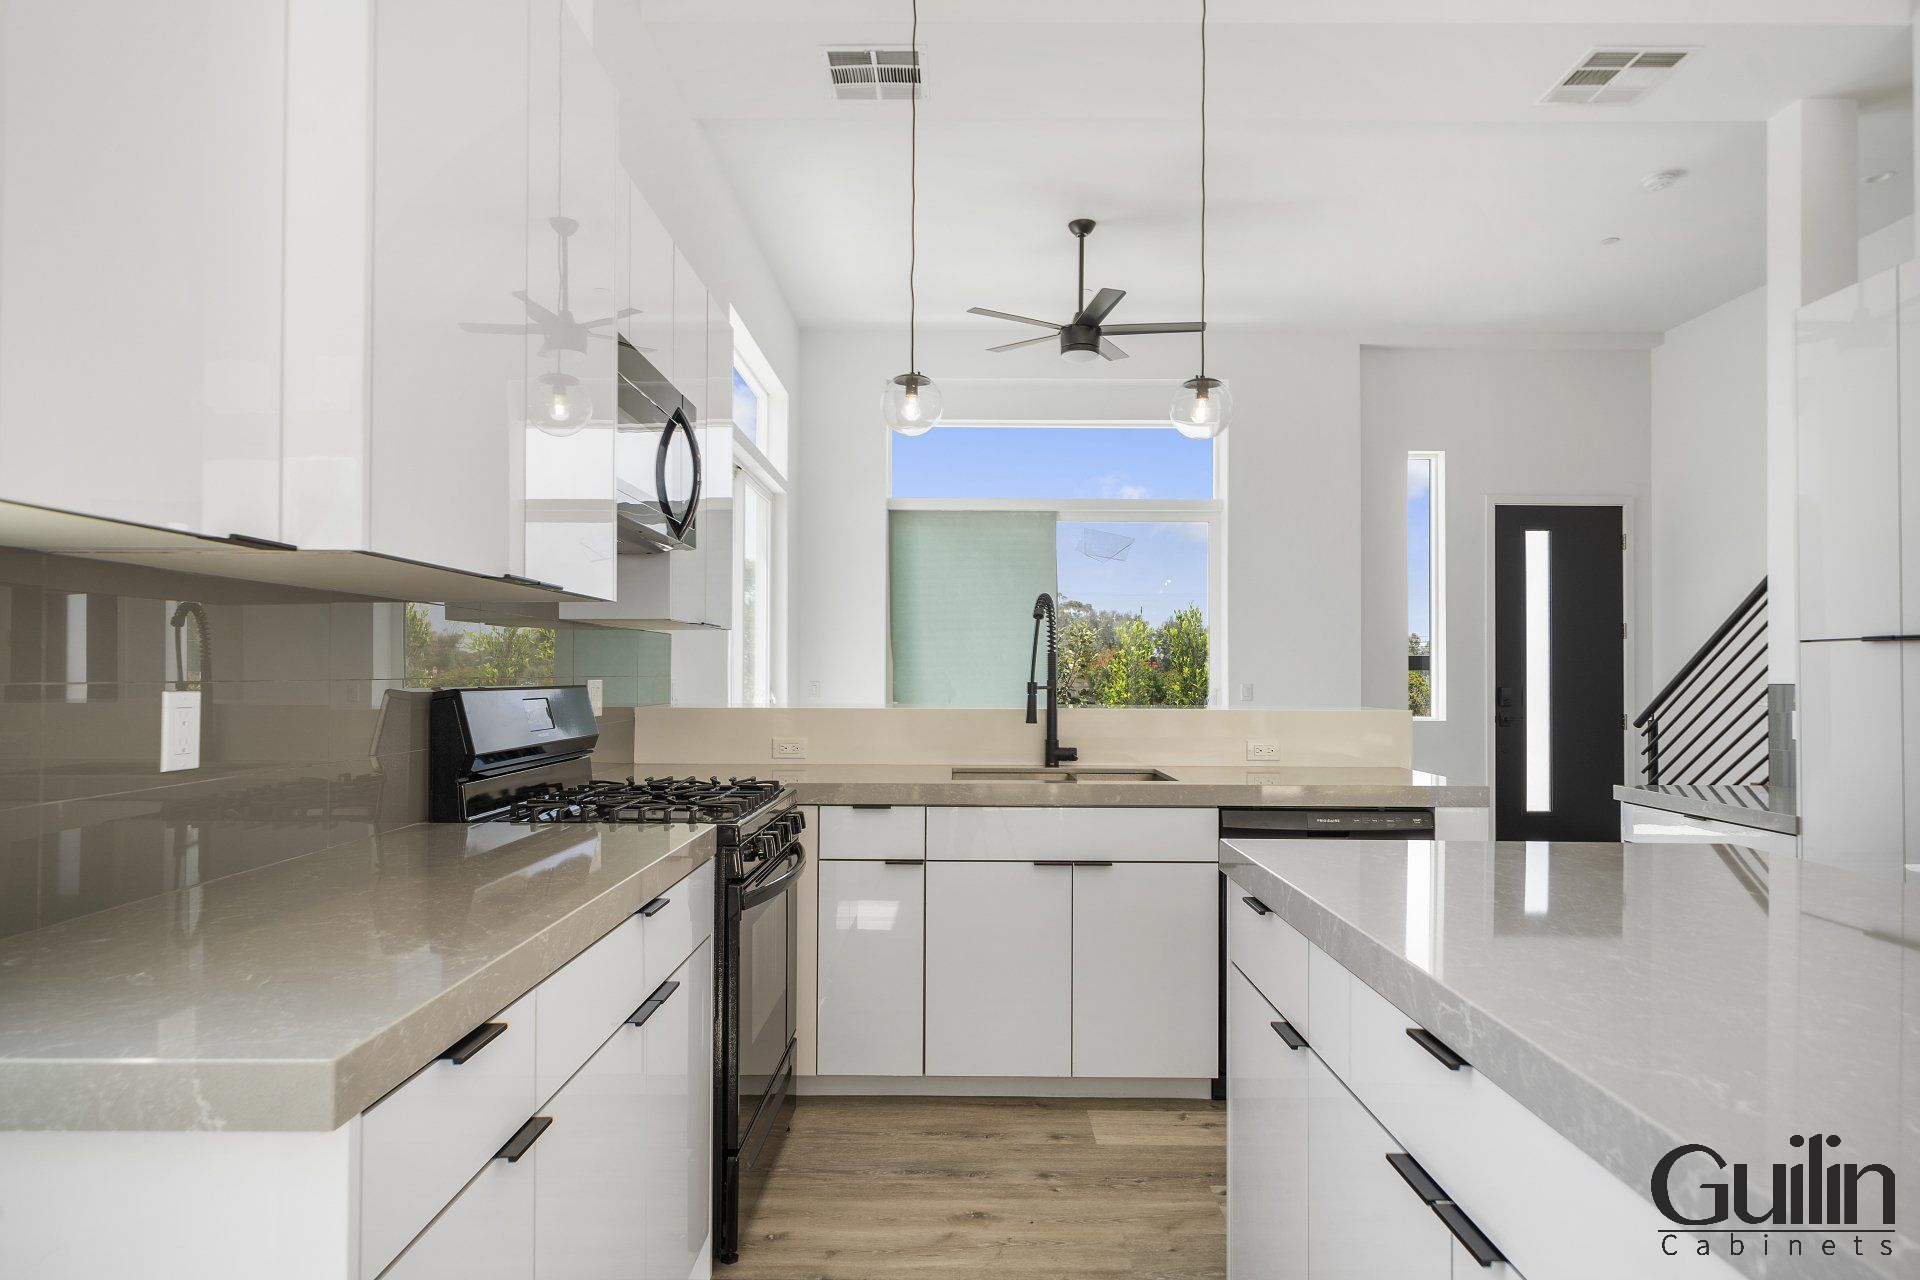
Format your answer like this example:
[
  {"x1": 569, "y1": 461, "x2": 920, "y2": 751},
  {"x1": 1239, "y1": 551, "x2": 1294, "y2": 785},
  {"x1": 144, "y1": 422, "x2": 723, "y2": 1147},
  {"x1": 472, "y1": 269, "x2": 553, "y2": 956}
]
[
  {"x1": 1640, "y1": 169, "x2": 1685, "y2": 192},
  {"x1": 1865, "y1": 170, "x2": 1898, "y2": 185},
  {"x1": 1601, "y1": 236, "x2": 1622, "y2": 245}
]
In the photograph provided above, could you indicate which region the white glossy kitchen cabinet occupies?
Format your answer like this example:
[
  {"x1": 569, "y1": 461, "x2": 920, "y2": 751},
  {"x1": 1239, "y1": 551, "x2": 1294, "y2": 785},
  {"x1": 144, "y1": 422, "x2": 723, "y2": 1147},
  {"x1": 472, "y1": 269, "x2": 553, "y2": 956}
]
[
  {"x1": 626, "y1": 185, "x2": 676, "y2": 377},
  {"x1": 928, "y1": 807, "x2": 1215, "y2": 862},
  {"x1": 924, "y1": 861, "x2": 1073, "y2": 1077},
  {"x1": 383, "y1": 1144, "x2": 537, "y2": 1280},
  {"x1": 817, "y1": 860, "x2": 925, "y2": 1075},
  {"x1": 642, "y1": 942, "x2": 715, "y2": 1280},
  {"x1": 673, "y1": 249, "x2": 710, "y2": 417},
  {"x1": 1798, "y1": 638, "x2": 1905, "y2": 870},
  {"x1": 1227, "y1": 966, "x2": 1310, "y2": 1280},
  {"x1": 0, "y1": 0, "x2": 286, "y2": 540},
  {"x1": 1072, "y1": 863, "x2": 1217, "y2": 1078},
  {"x1": 534, "y1": 1013, "x2": 648, "y2": 1279},
  {"x1": 819, "y1": 806, "x2": 927, "y2": 860},
  {"x1": 1307, "y1": 1057, "x2": 1453, "y2": 1280},
  {"x1": 1797, "y1": 267, "x2": 1901, "y2": 641}
]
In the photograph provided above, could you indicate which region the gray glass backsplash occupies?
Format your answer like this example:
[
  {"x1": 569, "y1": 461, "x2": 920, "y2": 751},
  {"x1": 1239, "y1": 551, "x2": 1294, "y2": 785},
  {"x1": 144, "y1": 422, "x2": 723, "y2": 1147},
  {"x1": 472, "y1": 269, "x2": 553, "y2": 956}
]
[{"x1": 0, "y1": 548, "x2": 664, "y2": 938}]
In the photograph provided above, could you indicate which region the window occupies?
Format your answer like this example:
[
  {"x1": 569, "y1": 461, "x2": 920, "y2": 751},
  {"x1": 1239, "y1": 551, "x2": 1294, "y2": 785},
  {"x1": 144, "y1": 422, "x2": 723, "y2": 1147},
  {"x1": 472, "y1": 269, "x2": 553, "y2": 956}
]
[
  {"x1": 737, "y1": 471, "x2": 773, "y2": 707},
  {"x1": 1407, "y1": 451, "x2": 1445, "y2": 719},
  {"x1": 889, "y1": 425, "x2": 1222, "y2": 708},
  {"x1": 731, "y1": 364, "x2": 762, "y2": 447}
]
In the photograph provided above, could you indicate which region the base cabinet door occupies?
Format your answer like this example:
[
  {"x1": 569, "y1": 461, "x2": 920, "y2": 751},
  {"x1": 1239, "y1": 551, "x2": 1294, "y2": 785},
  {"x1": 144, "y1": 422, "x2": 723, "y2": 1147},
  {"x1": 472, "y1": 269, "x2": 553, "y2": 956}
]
[
  {"x1": 817, "y1": 860, "x2": 925, "y2": 1075},
  {"x1": 1226, "y1": 966, "x2": 1309, "y2": 1280},
  {"x1": 1073, "y1": 863, "x2": 1217, "y2": 1077},
  {"x1": 642, "y1": 940, "x2": 715, "y2": 1280},
  {"x1": 534, "y1": 1021, "x2": 646, "y2": 1279},
  {"x1": 383, "y1": 1147, "x2": 536, "y2": 1279},
  {"x1": 1798, "y1": 638, "x2": 1905, "y2": 870},
  {"x1": 1308, "y1": 1054, "x2": 1452, "y2": 1280},
  {"x1": 925, "y1": 861, "x2": 1072, "y2": 1076}
]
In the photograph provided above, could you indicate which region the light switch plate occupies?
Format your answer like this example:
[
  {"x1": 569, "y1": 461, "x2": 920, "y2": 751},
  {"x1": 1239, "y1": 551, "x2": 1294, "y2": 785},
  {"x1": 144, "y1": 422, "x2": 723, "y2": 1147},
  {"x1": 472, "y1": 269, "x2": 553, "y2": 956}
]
[
  {"x1": 586, "y1": 678, "x2": 605, "y2": 715},
  {"x1": 160, "y1": 690, "x2": 201, "y2": 773},
  {"x1": 1238, "y1": 682, "x2": 1255, "y2": 703},
  {"x1": 1245, "y1": 740, "x2": 1277, "y2": 761},
  {"x1": 773, "y1": 738, "x2": 806, "y2": 760}
]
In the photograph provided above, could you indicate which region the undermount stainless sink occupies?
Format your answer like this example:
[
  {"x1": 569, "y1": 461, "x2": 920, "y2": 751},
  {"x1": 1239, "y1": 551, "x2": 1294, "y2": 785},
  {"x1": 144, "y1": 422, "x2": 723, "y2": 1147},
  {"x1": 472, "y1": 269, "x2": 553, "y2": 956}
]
[{"x1": 950, "y1": 767, "x2": 1177, "y2": 783}]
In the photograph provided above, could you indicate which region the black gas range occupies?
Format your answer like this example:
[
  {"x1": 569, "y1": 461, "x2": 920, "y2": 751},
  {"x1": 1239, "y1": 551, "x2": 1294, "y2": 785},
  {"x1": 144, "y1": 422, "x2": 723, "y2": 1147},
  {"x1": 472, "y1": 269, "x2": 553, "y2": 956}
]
[{"x1": 427, "y1": 685, "x2": 803, "y2": 1267}]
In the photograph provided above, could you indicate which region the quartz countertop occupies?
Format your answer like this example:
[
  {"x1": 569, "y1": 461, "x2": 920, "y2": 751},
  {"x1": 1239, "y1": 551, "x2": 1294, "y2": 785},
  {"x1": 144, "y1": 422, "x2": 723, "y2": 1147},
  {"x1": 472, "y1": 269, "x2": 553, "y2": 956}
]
[
  {"x1": 1221, "y1": 838, "x2": 1915, "y2": 1276},
  {"x1": 608, "y1": 762, "x2": 1488, "y2": 809},
  {"x1": 0, "y1": 821, "x2": 715, "y2": 1132},
  {"x1": 1615, "y1": 782, "x2": 1799, "y2": 834}
]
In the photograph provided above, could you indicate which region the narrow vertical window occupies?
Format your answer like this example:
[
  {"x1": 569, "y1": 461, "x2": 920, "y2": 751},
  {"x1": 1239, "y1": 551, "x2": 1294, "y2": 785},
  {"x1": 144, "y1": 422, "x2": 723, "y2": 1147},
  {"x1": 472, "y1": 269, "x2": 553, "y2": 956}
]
[
  {"x1": 1524, "y1": 529, "x2": 1553, "y2": 812},
  {"x1": 1407, "y1": 453, "x2": 1444, "y2": 718}
]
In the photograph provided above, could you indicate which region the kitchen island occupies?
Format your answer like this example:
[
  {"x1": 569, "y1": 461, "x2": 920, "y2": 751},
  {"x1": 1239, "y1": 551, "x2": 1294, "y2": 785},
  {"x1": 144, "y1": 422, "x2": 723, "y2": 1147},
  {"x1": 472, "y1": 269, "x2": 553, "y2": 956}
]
[{"x1": 1222, "y1": 837, "x2": 1916, "y2": 1279}]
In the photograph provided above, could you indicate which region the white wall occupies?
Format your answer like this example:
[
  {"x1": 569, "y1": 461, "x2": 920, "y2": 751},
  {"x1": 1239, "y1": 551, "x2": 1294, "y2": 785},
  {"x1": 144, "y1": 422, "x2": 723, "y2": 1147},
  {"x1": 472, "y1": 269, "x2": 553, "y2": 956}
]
[
  {"x1": 1649, "y1": 288, "x2": 1768, "y2": 681},
  {"x1": 790, "y1": 323, "x2": 1363, "y2": 710},
  {"x1": 1359, "y1": 346, "x2": 1654, "y2": 785}
]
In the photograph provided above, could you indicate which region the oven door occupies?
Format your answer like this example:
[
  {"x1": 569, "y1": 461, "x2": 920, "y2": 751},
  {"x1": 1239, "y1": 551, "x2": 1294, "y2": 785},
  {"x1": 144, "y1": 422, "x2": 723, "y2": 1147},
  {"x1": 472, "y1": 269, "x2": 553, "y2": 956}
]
[{"x1": 729, "y1": 840, "x2": 802, "y2": 1149}]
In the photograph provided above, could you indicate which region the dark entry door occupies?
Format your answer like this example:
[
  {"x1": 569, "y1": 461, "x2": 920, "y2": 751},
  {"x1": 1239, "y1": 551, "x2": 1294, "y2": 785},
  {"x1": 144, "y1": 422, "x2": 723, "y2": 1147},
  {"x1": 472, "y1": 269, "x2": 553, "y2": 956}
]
[{"x1": 1493, "y1": 505, "x2": 1624, "y2": 840}]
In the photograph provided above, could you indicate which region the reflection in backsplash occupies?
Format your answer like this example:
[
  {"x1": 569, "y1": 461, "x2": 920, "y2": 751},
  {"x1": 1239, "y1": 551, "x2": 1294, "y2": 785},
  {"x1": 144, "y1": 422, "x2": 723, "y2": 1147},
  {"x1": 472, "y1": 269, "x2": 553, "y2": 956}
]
[{"x1": 0, "y1": 548, "x2": 666, "y2": 938}]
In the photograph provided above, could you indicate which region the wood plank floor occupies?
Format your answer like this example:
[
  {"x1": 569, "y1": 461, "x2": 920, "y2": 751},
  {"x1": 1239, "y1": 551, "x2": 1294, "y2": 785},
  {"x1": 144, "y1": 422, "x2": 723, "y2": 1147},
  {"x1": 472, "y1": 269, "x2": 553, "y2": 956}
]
[{"x1": 725, "y1": 1096, "x2": 1226, "y2": 1280}]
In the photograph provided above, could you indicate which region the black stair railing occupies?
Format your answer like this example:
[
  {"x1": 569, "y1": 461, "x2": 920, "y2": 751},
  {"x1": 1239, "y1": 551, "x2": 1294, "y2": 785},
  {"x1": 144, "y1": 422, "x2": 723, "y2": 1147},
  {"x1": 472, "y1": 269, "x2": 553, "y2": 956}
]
[{"x1": 1633, "y1": 578, "x2": 1768, "y2": 787}]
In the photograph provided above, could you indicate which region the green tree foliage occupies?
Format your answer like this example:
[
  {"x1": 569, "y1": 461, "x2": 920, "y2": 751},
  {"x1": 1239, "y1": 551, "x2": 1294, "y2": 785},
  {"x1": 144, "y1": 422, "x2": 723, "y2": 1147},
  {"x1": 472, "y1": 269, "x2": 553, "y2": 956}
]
[
  {"x1": 1407, "y1": 631, "x2": 1431, "y2": 715},
  {"x1": 1054, "y1": 598, "x2": 1209, "y2": 708},
  {"x1": 404, "y1": 603, "x2": 555, "y2": 689}
]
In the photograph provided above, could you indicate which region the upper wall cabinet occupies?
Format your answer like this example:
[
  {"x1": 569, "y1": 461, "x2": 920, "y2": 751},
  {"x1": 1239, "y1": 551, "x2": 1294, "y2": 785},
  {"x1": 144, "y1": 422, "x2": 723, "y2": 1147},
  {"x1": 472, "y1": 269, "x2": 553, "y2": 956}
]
[
  {"x1": 627, "y1": 185, "x2": 675, "y2": 387},
  {"x1": 1798, "y1": 267, "x2": 1901, "y2": 640},
  {"x1": 0, "y1": 0, "x2": 288, "y2": 541}
]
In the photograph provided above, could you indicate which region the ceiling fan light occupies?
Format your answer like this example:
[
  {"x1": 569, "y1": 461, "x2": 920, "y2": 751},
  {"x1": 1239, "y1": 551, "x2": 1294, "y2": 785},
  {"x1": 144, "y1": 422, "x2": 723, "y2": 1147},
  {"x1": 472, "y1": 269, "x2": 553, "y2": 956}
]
[
  {"x1": 883, "y1": 372, "x2": 943, "y2": 436},
  {"x1": 1061, "y1": 344, "x2": 1101, "y2": 364},
  {"x1": 1171, "y1": 375, "x2": 1229, "y2": 440}
]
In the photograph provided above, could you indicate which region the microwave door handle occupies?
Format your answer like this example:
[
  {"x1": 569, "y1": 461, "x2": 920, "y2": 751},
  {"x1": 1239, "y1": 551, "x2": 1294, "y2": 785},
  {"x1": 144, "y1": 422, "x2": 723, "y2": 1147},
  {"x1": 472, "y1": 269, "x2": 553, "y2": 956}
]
[{"x1": 737, "y1": 846, "x2": 806, "y2": 911}]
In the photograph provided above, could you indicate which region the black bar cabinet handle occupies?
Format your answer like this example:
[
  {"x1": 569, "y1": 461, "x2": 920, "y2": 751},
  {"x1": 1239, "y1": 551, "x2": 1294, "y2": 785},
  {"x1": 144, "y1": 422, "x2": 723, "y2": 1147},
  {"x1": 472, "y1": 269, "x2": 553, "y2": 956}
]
[
  {"x1": 628, "y1": 979, "x2": 681, "y2": 1028},
  {"x1": 637, "y1": 897, "x2": 670, "y2": 917},
  {"x1": 1270, "y1": 1020, "x2": 1308, "y2": 1051},
  {"x1": 850, "y1": 804, "x2": 894, "y2": 811},
  {"x1": 883, "y1": 859, "x2": 921, "y2": 866},
  {"x1": 1432, "y1": 1201, "x2": 1507, "y2": 1267},
  {"x1": 1385, "y1": 1152, "x2": 1448, "y2": 1205},
  {"x1": 1861, "y1": 634, "x2": 1920, "y2": 643},
  {"x1": 495, "y1": 1115, "x2": 552, "y2": 1163},
  {"x1": 440, "y1": 1021, "x2": 508, "y2": 1065},
  {"x1": 1075, "y1": 860, "x2": 1114, "y2": 867},
  {"x1": 1406, "y1": 1027, "x2": 1468, "y2": 1071},
  {"x1": 1033, "y1": 860, "x2": 1075, "y2": 868},
  {"x1": 1242, "y1": 895, "x2": 1273, "y2": 916}
]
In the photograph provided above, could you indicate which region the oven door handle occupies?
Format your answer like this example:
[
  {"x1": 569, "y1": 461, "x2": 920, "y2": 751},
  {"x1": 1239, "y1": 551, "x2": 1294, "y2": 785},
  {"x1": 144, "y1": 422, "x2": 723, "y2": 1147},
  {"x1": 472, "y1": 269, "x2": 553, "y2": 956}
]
[{"x1": 736, "y1": 844, "x2": 807, "y2": 911}]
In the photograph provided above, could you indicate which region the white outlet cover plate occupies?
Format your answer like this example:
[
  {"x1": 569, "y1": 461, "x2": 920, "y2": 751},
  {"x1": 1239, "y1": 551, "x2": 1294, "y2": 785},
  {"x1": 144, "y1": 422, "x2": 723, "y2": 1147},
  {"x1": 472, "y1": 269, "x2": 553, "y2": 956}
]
[
  {"x1": 1245, "y1": 740, "x2": 1278, "y2": 761},
  {"x1": 586, "y1": 678, "x2": 604, "y2": 714},
  {"x1": 161, "y1": 690, "x2": 202, "y2": 773},
  {"x1": 773, "y1": 738, "x2": 807, "y2": 760}
]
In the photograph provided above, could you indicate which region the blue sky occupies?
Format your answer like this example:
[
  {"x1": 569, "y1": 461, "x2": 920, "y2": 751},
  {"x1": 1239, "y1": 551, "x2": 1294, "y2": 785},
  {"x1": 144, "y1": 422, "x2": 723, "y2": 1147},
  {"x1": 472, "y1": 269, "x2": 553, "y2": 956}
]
[
  {"x1": 893, "y1": 428, "x2": 1213, "y2": 625},
  {"x1": 1408, "y1": 457, "x2": 1431, "y2": 644}
]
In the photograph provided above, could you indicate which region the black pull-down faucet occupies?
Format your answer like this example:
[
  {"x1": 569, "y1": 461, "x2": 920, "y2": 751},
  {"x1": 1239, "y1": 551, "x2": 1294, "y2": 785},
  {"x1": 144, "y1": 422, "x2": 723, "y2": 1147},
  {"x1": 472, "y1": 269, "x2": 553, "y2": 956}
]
[{"x1": 1026, "y1": 592, "x2": 1078, "y2": 769}]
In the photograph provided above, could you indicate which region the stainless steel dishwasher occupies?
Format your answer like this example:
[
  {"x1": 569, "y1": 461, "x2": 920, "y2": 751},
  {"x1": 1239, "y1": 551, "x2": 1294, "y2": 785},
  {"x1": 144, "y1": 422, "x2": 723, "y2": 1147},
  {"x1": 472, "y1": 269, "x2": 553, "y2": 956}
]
[{"x1": 1212, "y1": 808, "x2": 1437, "y2": 1098}]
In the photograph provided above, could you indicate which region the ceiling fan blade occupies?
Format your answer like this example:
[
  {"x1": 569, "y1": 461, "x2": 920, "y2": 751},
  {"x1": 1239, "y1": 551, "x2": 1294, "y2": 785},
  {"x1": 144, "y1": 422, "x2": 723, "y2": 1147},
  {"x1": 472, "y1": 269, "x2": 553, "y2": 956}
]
[
  {"x1": 1098, "y1": 339, "x2": 1130, "y2": 361},
  {"x1": 968, "y1": 306, "x2": 1061, "y2": 330},
  {"x1": 987, "y1": 333, "x2": 1058, "y2": 354},
  {"x1": 512, "y1": 290, "x2": 561, "y2": 324},
  {"x1": 1077, "y1": 287, "x2": 1127, "y2": 326},
  {"x1": 1099, "y1": 321, "x2": 1205, "y2": 336}
]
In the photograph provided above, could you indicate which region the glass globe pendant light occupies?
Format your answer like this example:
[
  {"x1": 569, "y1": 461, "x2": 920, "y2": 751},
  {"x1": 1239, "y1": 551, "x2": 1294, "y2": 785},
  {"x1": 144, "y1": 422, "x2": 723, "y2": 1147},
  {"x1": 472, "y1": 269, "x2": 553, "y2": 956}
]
[
  {"x1": 1171, "y1": 0, "x2": 1229, "y2": 440},
  {"x1": 536, "y1": 366, "x2": 593, "y2": 437},
  {"x1": 884, "y1": 0, "x2": 941, "y2": 435}
]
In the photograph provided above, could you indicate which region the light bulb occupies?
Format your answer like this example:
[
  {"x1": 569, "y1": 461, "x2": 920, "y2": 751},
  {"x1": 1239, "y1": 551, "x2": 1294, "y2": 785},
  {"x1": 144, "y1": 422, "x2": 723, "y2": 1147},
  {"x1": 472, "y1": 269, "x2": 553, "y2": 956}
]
[
  {"x1": 1171, "y1": 375, "x2": 1230, "y2": 440},
  {"x1": 534, "y1": 370, "x2": 592, "y2": 437},
  {"x1": 883, "y1": 372, "x2": 942, "y2": 436}
]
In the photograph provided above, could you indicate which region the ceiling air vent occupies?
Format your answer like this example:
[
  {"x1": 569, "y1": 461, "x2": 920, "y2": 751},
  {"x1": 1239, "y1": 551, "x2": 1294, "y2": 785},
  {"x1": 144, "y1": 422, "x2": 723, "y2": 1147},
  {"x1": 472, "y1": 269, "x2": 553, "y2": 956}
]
[
  {"x1": 824, "y1": 48, "x2": 923, "y2": 102},
  {"x1": 1540, "y1": 48, "x2": 1695, "y2": 106}
]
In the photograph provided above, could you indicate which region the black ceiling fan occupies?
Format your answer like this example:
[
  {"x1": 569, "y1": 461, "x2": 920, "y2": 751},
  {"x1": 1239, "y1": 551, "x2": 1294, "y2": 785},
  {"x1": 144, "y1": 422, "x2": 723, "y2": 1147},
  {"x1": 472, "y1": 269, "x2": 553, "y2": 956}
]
[{"x1": 968, "y1": 218, "x2": 1205, "y2": 362}]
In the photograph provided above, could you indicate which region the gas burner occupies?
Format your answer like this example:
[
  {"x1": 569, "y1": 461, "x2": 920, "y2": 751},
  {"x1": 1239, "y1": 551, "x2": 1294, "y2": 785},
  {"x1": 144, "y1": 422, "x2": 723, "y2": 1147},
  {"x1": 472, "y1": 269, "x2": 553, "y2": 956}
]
[{"x1": 506, "y1": 776, "x2": 788, "y2": 828}]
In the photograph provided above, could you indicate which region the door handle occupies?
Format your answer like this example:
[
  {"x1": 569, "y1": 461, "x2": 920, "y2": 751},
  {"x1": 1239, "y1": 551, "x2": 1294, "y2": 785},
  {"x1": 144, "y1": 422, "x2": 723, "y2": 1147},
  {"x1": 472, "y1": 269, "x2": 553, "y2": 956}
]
[
  {"x1": 1241, "y1": 895, "x2": 1273, "y2": 916},
  {"x1": 439, "y1": 1021, "x2": 508, "y2": 1065},
  {"x1": 1384, "y1": 1153, "x2": 1508, "y2": 1267},
  {"x1": 628, "y1": 979, "x2": 682, "y2": 1028},
  {"x1": 883, "y1": 859, "x2": 922, "y2": 866},
  {"x1": 1032, "y1": 860, "x2": 1075, "y2": 868},
  {"x1": 637, "y1": 896, "x2": 670, "y2": 917},
  {"x1": 1406, "y1": 1027, "x2": 1469, "y2": 1071},
  {"x1": 495, "y1": 1115, "x2": 552, "y2": 1163},
  {"x1": 1270, "y1": 1020, "x2": 1308, "y2": 1051},
  {"x1": 1074, "y1": 860, "x2": 1114, "y2": 867}
]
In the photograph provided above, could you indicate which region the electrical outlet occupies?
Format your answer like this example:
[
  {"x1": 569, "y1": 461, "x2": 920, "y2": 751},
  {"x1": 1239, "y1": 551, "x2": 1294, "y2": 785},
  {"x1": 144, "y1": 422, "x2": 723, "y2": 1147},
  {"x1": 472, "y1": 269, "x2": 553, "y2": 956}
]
[
  {"x1": 807, "y1": 680, "x2": 822, "y2": 699},
  {"x1": 1238, "y1": 682, "x2": 1255, "y2": 703},
  {"x1": 160, "y1": 690, "x2": 201, "y2": 773},
  {"x1": 1245, "y1": 740, "x2": 1278, "y2": 762},
  {"x1": 773, "y1": 738, "x2": 807, "y2": 760},
  {"x1": 586, "y1": 678, "x2": 605, "y2": 715}
]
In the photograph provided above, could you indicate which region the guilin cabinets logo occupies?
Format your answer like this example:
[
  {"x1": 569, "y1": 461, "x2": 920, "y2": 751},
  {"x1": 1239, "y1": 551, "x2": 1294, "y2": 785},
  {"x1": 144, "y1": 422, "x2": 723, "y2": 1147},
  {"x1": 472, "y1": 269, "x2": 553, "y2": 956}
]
[{"x1": 1651, "y1": 1134, "x2": 1896, "y2": 1262}]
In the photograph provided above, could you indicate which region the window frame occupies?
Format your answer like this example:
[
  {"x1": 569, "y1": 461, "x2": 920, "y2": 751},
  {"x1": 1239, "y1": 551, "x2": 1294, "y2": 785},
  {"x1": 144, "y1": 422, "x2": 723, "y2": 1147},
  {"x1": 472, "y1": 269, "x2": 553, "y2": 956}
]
[
  {"x1": 727, "y1": 311, "x2": 789, "y2": 706},
  {"x1": 1408, "y1": 449, "x2": 1446, "y2": 722},
  {"x1": 887, "y1": 420, "x2": 1227, "y2": 707}
]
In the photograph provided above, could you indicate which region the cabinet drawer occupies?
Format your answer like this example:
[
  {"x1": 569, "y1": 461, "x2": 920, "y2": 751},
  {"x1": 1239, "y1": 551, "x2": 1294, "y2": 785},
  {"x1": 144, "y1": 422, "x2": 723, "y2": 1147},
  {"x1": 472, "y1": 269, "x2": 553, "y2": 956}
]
[
  {"x1": 1344, "y1": 973, "x2": 1725, "y2": 1279},
  {"x1": 536, "y1": 916, "x2": 647, "y2": 1105},
  {"x1": 362, "y1": 993, "x2": 536, "y2": 1279},
  {"x1": 381, "y1": 1135, "x2": 536, "y2": 1279},
  {"x1": 819, "y1": 806, "x2": 926, "y2": 859},
  {"x1": 1227, "y1": 887, "x2": 1310, "y2": 1035},
  {"x1": 640, "y1": 859, "x2": 715, "y2": 989},
  {"x1": 927, "y1": 806, "x2": 1214, "y2": 862}
]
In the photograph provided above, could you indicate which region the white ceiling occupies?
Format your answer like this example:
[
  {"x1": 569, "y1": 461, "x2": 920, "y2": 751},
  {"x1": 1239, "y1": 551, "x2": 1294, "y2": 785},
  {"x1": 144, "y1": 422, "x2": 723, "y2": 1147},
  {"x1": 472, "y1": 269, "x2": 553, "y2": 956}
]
[{"x1": 640, "y1": 3, "x2": 1914, "y2": 335}]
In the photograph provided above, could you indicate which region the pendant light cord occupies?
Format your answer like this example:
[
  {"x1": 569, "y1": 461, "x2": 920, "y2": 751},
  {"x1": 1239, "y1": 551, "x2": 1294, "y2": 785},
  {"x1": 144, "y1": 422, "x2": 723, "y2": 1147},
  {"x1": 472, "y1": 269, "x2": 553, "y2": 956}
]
[
  {"x1": 908, "y1": 0, "x2": 920, "y2": 375},
  {"x1": 1198, "y1": 0, "x2": 1208, "y2": 373}
]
